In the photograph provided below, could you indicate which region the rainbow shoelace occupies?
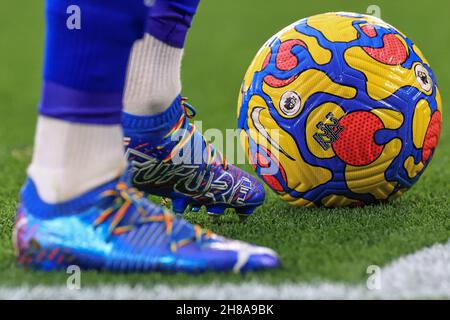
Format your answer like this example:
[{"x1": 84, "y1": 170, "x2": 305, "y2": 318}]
[
  {"x1": 162, "y1": 98, "x2": 228, "y2": 171},
  {"x1": 93, "y1": 181, "x2": 213, "y2": 253}
]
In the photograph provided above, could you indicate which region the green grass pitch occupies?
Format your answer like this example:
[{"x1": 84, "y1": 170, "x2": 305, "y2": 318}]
[{"x1": 0, "y1": 0, "x2": 448, "y2": 287}]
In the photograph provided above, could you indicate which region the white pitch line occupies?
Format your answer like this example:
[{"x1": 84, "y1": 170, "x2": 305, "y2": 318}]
[{"x1": 1, "y1": 240, "x2": 449, "y2": 300}]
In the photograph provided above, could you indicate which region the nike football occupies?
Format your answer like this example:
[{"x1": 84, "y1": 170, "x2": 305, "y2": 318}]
[{"x1": 237, "y1": 12, "x2": 442, "y2": 207}]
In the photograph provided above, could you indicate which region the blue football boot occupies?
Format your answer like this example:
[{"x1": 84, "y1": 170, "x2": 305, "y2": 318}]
[
  {"x1": 13, "y1": 171, "x2": 279, "y2": 273},
  {"x1": 122, "y1": 96, "x2": 265, "y2": 218}
]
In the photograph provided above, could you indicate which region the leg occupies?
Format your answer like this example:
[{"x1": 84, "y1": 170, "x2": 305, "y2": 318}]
[
  {"x1": 124, "y1": 0, "x2": 200, "y2": 114},
  {"x1": 14, "y1": 0, "x2": 279, "y2": 273},
  {"x1": 123, "y1": 0, "x2": 266, "y2": 216},
  {"x1": 30, "y1": 0, "x2": 147, "y2": 203}
]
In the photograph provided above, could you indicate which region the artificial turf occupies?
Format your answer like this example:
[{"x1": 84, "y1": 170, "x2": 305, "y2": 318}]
[{"x1": 0, "y1": 0, "x2": 448, "y2": 287}]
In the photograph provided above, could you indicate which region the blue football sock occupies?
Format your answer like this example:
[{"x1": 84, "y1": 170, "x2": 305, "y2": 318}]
[
  {"x1": 146, "y1": 0, "x2": 201, "y2": 48},
  {"x1": 122, "y1": 95, "x2": 183, "y2": 142}
]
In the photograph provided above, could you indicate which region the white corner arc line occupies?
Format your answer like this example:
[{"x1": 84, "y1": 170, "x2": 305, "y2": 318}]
[{"x1": 1, "y1": 240, "x2": 449, "y2": 300}]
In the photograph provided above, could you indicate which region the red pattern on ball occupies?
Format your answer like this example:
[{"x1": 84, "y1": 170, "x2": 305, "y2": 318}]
[
  {"x1": 262, "y1": 174, "x2": 284, "y2": 192},
  {"x1": 275, "y1": 39, "x2": 306, "y2": 71},
  {"x1": 262, "y1": 52, "x2": 271, "y2": 69},
  {"x1": 263, "y1": 39, "x2": 305, "y2": 88},
  {"x1": 361, "y1": 24, "x2": 377, "y2": 38},
  {"x1": 255, "y1": 146, "x2": 287, "y2": 192},
  {"x1": 422, "y1": 111, "x2": 441, "y2": 163},
  {"x1": 264, "y1": 74, "x2": 299, "y2": 88},
  {"x1": 363, "y1": 34, "x2": 408, "y2": 65},
  {"x1": 332, "y1": 111, "x2": 385, "y2": 166}
]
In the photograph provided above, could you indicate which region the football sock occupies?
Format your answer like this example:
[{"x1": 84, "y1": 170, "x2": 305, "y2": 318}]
[
  {"x1": 123, "y1": 0, "x2": 200, "y2": 116},
  {"x1": 29, "y1": 0, "x2": 146, "y2": 203},
  {"x1": 122, "y1": 95, "x2": 183, "y2": 147},
  {"x1": 28, "y1": 116, "x2": 125, "y2": 203},
  {"x1": 124, "y1": 35, "x2": 183, "y2": 115}
]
